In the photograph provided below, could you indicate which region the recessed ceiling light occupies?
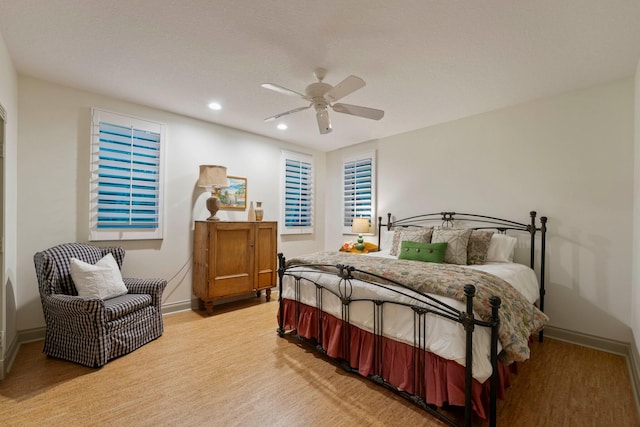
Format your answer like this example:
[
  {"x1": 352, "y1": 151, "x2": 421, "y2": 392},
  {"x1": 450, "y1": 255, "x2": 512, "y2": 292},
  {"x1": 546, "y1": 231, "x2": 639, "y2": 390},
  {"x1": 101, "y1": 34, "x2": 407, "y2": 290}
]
[
  {"x1": 208, "y1": 102, "x2": 222, "y2": 110},
  {"x1": 277, "y1": 123, "x2": 288, "y2": 130}
]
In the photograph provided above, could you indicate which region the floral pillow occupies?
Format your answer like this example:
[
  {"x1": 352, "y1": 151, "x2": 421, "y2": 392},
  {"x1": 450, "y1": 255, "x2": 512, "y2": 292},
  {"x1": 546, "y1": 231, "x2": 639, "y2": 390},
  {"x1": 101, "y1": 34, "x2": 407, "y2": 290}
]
[
  {"x1": 390, "y1": 227, "x2": 433, "y2": 256},
  {"x1": 466, "y1": 230, "x2": 495, "y2": 265},
  {"x1": 431, "y1": 228, "x2": 472, "y2": 265}
]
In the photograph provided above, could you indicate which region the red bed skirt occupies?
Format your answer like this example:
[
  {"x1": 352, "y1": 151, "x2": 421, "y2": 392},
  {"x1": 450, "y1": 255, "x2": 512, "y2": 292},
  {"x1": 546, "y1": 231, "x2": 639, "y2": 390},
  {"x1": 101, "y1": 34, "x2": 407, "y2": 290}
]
[{"x1": 280, "y1": 299, "x2": 516, "y2": 420}]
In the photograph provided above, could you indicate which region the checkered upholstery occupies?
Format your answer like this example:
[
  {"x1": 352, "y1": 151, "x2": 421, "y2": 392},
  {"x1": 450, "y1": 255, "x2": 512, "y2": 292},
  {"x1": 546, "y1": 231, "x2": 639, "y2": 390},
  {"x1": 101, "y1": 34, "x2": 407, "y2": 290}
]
[{"x1": 34, "y1": 243, "x2": 167, "y2": 367}]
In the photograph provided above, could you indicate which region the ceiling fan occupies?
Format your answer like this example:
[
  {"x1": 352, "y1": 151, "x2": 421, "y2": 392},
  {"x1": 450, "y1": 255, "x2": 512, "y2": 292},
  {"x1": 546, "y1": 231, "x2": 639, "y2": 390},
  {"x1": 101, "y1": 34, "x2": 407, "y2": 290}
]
[{"x1": 261, "y1": 68, "x2": 384, "y2": 135}]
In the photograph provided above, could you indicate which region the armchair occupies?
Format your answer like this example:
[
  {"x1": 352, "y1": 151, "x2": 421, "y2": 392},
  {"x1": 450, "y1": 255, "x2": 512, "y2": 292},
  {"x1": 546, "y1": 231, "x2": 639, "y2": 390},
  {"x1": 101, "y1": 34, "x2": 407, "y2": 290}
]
[{"x1": 34, "y1": 243, "x2": 167, "y2": 367}]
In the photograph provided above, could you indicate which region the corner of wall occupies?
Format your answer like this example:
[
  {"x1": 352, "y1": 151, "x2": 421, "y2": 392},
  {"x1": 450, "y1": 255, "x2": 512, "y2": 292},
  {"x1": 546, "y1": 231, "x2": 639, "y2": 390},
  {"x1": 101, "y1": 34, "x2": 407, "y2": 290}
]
[
  {"x1": 629, "y1": 56, "x2": 640, "y2": 419},
  {"x1": 0, "y1": 29, "x2": 19, "y2": 381},
  {"x1": 629, "y1": 333, "x2": 640, "y2": 417},
  {"x1": 633, "y1": 57, "x2": 640, "y2": 374}
]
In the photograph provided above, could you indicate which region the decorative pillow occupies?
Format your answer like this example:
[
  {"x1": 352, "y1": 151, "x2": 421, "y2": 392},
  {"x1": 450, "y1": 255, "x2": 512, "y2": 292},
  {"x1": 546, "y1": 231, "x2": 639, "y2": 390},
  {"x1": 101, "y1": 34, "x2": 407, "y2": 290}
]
[
  {"x1": 398, "y1": 241, "x2": 447, "y2": 263},
  {"x1": 486, "y1": 233, "x2": 518, "y2": 263},
  {"x1": 466, "y1": 230, "x2": 495, "y2": 265},
  {"x1": 70, "y1": 253, "x2": 128, "y2": 300},
  {"x1": 431, "y1": 228, "x2": 472, "y2": 265},
  {"x1": 390, "y1": 227, "x2": 433, "y2": 257}
]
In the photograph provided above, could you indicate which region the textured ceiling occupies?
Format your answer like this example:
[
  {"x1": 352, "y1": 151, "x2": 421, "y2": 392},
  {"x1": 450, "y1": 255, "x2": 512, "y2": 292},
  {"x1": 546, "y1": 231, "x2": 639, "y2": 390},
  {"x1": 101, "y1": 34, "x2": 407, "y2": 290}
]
[{"x1": 1, "y1": 0, "x2": 639, "y2": 151}]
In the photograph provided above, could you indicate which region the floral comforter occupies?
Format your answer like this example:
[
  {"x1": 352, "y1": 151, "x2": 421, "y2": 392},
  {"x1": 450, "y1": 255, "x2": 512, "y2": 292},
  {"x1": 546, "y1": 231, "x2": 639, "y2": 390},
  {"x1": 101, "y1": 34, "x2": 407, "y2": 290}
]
[{"x1": 286, "y1": 251, "x2": 548, "y2": 363}]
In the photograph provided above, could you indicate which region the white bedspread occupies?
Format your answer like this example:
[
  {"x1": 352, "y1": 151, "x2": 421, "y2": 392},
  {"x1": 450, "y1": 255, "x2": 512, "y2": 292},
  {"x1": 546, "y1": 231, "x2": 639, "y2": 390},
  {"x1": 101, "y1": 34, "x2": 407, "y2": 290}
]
[{"x1": 281, "y1": 253, "x2": 541, "y2": 383}]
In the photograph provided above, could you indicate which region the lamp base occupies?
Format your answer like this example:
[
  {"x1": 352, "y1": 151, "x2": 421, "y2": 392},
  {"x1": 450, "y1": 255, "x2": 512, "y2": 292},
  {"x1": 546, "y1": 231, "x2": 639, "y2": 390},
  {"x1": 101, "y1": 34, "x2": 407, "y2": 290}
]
[
  {"x1": 355, "y1": 234, "x2": 365, "y2": 251},
  {"x1": 206, "y1": 195, "x2": 221, "y2": 221}
]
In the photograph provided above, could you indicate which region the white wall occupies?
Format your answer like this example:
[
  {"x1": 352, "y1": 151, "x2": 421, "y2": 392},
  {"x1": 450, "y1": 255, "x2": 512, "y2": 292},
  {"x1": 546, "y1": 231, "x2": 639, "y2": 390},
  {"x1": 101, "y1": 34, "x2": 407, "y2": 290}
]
[
  {"x1": 327, "y1": 78, "x2": 635, "y2": 342},
  {"x1": 0, "y1": 32, "x2": 18, "y2": 374},
  {"x1": 325, "y1": 140, "x2": 380, "y2": 247},
  {"x1": 633, "y1": 60, "x2": 640, "y2": 355},
  {"x1": 11, "y1": 71, "x2": 637, "y2": 346},
  {"x1": 16, "y1": 76, "x2": 326, "y2": 331}
]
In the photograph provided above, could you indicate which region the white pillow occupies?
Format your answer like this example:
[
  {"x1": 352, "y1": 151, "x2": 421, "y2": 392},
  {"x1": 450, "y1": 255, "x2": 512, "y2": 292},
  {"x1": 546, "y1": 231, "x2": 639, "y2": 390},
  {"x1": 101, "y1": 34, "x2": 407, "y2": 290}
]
[
  {"x1": 70, "y1": 253, "x2": 128, "y2": 300},
  {"x1": 486, "y1": 234, "x2": 518, "y2": 263}
]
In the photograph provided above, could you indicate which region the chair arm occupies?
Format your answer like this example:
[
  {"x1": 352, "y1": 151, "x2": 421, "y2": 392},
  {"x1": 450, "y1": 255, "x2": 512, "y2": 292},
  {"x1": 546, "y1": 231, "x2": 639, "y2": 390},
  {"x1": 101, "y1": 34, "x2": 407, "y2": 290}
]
[
  {"x1": 45, "y1": 293, "x2": 104, "y2": 312},
  {"x1": 123, "y1": 278, "x2": 167, "y2": 308},
  {"x1": 42, "y1": 294, "x2": 106, "y2": 335}
]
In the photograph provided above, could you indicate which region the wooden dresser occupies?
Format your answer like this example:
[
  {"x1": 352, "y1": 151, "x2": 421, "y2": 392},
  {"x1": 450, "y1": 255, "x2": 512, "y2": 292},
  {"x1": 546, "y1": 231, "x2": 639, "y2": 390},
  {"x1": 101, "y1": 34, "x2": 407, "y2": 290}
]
[{"x1": 193, "y1": 221, "x2": 277, "y2": 314}]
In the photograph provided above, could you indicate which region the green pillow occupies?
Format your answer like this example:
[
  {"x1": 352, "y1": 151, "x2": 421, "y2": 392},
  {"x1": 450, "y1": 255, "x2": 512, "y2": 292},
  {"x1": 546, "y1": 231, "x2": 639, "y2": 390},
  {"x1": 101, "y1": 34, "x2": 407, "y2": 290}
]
[{"x1": 398, "y1": 241, "x2": 448, "y2": 263}]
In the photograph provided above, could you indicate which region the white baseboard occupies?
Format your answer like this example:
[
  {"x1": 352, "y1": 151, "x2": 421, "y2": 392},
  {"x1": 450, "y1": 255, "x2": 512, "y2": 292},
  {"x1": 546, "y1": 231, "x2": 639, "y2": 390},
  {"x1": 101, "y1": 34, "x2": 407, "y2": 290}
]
[
  {"x1": 3, "y1": 326, "x2": 41, "y2": 376},
  {"x1": 161, "y1": 300, "x2": 194, "y2": 314},
  {"x1": 0, "y1": 334, "x2": 16, "y2": 379},
  {"x1": 628, "y1": 335, "x2": 640, "y2": 416},
  {"x1": 544, "y1": 325, "x2": 630, "y2": 355}
]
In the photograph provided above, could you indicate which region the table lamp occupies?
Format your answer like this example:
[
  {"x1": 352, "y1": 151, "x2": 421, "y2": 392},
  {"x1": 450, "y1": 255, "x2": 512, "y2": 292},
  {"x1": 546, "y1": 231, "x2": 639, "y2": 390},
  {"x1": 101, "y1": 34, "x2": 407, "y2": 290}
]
[
  {"x1": 197, "y1": 165, "x2": 228, "y2": 221},
  {"x1": 351, "y1": 217, "x2": 370, "y2": 251}
]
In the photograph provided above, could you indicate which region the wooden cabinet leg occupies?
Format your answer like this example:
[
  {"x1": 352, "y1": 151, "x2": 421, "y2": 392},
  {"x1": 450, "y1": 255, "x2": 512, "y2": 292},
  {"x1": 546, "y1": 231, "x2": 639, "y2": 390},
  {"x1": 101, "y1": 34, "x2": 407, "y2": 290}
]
[
  {"x1": 266, "y1": 288, "x2": 272, "y2": 302},
  {"x1": 204, "y1": 300, "x2": 214, "y2": 315},
  {"x1": 256, "y1": 290, "x2": 262, "y2": 298},
  {"x1": 198, "y1": 298, "x2": 205, "y2": 311}
]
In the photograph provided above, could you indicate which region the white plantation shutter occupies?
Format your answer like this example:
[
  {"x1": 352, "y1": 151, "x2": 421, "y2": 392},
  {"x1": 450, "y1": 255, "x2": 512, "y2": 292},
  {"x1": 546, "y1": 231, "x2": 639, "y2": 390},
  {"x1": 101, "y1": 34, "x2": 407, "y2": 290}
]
[
  {"x1": 343, "y1": 152, "x2": 376, "y2": 233},
  {"x1": 90, "y1": 108, "x2": 165, "y2": 241},
  {"x1": 281, "y1": 150, "x2": 313, "y2": 234}
]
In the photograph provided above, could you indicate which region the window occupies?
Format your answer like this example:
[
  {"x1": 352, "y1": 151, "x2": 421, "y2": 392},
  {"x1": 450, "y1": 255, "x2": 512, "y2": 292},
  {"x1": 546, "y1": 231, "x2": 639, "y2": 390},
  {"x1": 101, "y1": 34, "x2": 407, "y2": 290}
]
[
  {"x1": 343, "y1": 151, "x2": 376, "y2": 233},
  {"x1": 89, "y1": 108, "x2": 165, "y2": 241},
  {"x1": 281, "y1": 150, "x2": 313, "y2": 235}
]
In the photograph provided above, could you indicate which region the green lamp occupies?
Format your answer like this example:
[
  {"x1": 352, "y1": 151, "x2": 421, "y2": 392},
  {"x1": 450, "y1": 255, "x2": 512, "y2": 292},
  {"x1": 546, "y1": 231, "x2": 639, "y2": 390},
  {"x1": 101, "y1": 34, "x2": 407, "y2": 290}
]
[{"x1": 351, "y1": 217, "x2": 370, "y2": 251}]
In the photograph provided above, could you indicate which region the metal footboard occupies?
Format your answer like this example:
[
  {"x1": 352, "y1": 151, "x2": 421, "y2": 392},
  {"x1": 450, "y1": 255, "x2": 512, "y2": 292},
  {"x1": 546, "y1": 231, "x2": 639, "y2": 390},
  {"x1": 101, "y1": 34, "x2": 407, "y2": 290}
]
[{"x1": 277, "y1": 254, "x2": 502, "y2": 427}]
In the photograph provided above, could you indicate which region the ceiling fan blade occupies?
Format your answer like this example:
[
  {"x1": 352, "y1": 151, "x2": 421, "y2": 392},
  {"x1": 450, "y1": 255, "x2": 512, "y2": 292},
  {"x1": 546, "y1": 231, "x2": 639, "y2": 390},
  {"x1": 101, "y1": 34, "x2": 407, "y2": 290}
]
[
  {"x1": 261, "y1": 83, "x2": 306, "y2": 99},
  {"x1": 264, "y1": 104, "x2": 311, "y2": 122},
  {"x1": 332, "y1": 103, "x2": 384, "y2": 120},
  {"x1": 316, "y1": 108, "x2": 332, "y2": 134},
  {"x1": 325, "y1": 75, "x2": 366, "y2": 102}
]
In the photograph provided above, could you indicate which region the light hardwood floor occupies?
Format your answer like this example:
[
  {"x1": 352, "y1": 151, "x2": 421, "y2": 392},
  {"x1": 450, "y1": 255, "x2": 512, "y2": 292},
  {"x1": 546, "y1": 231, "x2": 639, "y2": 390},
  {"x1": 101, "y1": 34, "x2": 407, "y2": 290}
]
[{"x1": 1, "y1": 297, "x2": 638, "y2": 427}]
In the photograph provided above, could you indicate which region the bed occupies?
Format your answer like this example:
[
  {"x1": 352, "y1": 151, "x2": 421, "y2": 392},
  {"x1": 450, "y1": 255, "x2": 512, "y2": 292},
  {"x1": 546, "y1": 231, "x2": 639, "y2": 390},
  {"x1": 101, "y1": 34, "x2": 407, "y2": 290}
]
[{"x1": 277, "y1": 211, "x2": 548, "y2": 427}]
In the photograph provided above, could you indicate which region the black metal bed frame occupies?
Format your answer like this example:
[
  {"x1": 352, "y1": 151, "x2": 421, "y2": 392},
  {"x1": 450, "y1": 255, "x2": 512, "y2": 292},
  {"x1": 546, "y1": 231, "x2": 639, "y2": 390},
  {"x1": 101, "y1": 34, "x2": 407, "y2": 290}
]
[{"x1": 277, "y1": 211, "x2": 547, "y2": 427}]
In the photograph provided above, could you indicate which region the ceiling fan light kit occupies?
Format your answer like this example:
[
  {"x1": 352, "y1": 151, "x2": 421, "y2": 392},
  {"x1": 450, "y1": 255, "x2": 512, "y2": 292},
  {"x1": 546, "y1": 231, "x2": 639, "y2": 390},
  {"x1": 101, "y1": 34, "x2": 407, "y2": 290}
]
[
  {"x1": 316, "y1": 107, "x2": 332, "y2": 134},
  {"x1": 262, "y1": 68, "x2": 384, "y2": 135}
]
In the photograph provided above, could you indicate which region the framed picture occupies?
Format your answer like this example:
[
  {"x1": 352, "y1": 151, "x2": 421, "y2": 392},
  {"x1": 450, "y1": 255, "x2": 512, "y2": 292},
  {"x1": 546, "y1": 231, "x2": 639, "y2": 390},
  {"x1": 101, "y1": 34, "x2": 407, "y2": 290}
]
[{"x1": 216, "y1": 176, "x2": 247, "y2": 210}]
